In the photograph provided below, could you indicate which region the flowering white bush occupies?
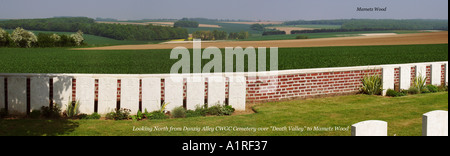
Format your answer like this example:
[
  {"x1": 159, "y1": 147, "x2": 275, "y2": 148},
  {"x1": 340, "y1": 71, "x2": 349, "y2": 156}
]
[
  {"x1": 0, "y1": 27, "x2": 11, "y2": 46},
  {"x1": 50, "y1": 33, "x2": 61, "y2": 42},
  {"x1": 0, "y1": 28, "x2": 7, "y2": 40},
  {"x1": 70, "y1": 30, "x2": 84, "y2": 46},
  {"x1": 11, "y1": 27, "x2": 37, "y2": 48}
]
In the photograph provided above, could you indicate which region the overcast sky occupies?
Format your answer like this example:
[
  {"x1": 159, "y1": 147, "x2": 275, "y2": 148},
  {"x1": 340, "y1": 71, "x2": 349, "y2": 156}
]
[{"x1": 0, "y1": 0, "x2": 448, "y2": 21}]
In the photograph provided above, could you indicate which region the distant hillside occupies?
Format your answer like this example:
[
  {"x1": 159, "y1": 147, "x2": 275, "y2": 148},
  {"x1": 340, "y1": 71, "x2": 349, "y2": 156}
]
[
  {"x1": 0, "y1": 17, "x2": 188, "y2": 41},
  {"x1": 284, "y1": 19, "x2": 448, "y2": 30}
]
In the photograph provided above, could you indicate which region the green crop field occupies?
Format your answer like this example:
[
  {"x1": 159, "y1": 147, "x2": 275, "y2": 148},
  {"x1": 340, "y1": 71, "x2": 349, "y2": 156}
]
[{"x1": 0, "y1": 44, "x2": 447, "y2": 74}]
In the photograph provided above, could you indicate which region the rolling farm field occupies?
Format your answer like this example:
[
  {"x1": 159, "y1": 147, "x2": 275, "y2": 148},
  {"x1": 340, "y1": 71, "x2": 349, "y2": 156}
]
[
  {"x1": 78, "y1": 31, "x2": 448, "y2": 50},
  {"x1": 0, "y1": 44, "x2": 447, "y2": 74}
]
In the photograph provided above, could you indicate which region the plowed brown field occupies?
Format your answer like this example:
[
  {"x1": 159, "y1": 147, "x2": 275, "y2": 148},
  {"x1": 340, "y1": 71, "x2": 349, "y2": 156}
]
[{"x1": 78, "y1": 31, "x2": 448, "y2": 50}]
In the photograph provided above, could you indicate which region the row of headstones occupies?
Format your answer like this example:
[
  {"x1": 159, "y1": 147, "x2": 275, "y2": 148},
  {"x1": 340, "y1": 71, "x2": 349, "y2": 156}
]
[
  {"x1": 0, "y1": 76, "x2": 246, "y2": 115},
  {"x1": 382, "y1": 63, "x2": 448, "y2": 96},
  {"x1": 352, "y1": 110, "x2": 448, "y2": 136}
]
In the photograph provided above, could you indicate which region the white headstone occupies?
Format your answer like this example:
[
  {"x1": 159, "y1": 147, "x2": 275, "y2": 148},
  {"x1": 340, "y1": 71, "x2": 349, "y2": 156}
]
[
  {"x1": 164, "y1": 77, "x2": 183, "y2": 112},
  {"x1": 422, "y1": 110, "x2": 448, "y2": 136},
  {"x1": 208, "y1": 76, "x2": 226, "y2": 106},
  {"x1": 120, "y1": 78, "x2": 140, "y2": 114},
  {"x1": 142, "y1": 78, "x2": 161, "y2": 112},
  {"x1": 228, "y1": 76, "x2": 246, "y2": 111},
  {"x1": 430, "y1": 63, "x2": 442, "y2": 86},
  {"x1": 416, "y1": 64, "x2": 427, "y2": 79},
  {"x1": 30, "y1": 77, "x2": 50, "y2": 111},
  {"x1": 399, "y1": 65, "x2": 411, "y2": 90},
  {"x1": 0, "y1": 77, "x2": 4, "y2": 110},
  {"x1": 98, "y1": 78, "x2": 117, "y2": 115},
  {"x1": 7, "y1": 77, "x2": 27, "y2": 114},
  {"x1": 76, "y1": 77, "x2": 95, "y2": 114},
  {"x1": 53, "y1": 76, "x2": 72, "y2": 111},
  {"x1": 186, "y1": 76, "x2": 205, "y2": 110},
  {"x1": 382, "y1": 67, "x2": 395, "y2": 96},
  {"x1": 351, "y1": 120, "x2": 388, "y2": 136}
]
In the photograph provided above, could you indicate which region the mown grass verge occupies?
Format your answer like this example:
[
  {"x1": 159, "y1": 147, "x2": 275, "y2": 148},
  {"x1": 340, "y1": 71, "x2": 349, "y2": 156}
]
[{"x1": 0, "y1": 92, "x2": 447, "y2": 136}]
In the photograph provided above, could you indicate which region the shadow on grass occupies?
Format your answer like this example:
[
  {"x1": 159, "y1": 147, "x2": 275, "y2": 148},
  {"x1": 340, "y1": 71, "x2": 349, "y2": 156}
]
[{"x1": 0, "y1": 119, "x2": 79, "y2": 136}]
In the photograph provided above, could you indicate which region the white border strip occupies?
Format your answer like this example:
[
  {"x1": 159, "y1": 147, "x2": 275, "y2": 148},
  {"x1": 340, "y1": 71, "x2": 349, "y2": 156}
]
[{"x1": 0, "y1": 61, "x2": 447, "y2": 78}]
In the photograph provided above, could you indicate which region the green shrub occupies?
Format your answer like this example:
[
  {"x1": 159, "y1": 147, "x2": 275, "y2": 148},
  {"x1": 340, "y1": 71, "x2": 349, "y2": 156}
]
[
  {"x1": 386, "y1": 89, "x2": 397, "y2": 97},
  {"x1": 207, "y1": 104, "x2": 235, "y2": 116},
  {"x1": 105, "y1": 108, "x2": 131, "y2": 120},
  {"x1": 222, "y1": 105, "x2": 235, "y2": 115},
  {"x1": 130, "y1": 110, "x2": 144, "y2": 121},
  {"x1": 29, "y1": 110, "x2": 42, "y2": 119},
  {"x1": 438, "y1": 85, "x2": 448, "y2": 92},
  {"x1": 400, "y1": 89, "x2": 409, "y2": 95},
  {"x1": 160, "y1": 102, "x2": 169, "y2": 113},
  {"x1": 421, "y1": 88, "x2": 431, "y2": 94},
  {"x1": 426, "y1": 85, "x2": 439, "y2": 93},
  {"x1": 79, "y1": 112, "x2": 101, "y2": 120},
  {"x1": 361, "y1": 74, "x2": 383, "y2": 95},
  {"x1": 408, "y1": 87, "x2": 420, "y2": 95},
  {"x1": 412, "y1": 74, "x2": 428, "y2": 93},
  {"x1": 207, "y1": 105, "x2": 222, "y2": 116},
  {"x1": 386, "y1": 89, "x2": 406, "y2": 97},
  {"x1": 147, "y1": 111, "x2": 169, "y2": 120},
  {"x1": 171, "y1": 106, "x2": 186, "y2": 118},
  {"x1": 186, "y1": 105, "x2": 207, "y2": 118},
  {"x1": 41, "y1": 105, "x2": 61, "y2": 118},
  {"x1": 10, "y1": 27, "x2": 37, "y2": 48},
  {"x1": 0, "y1": 108, "x2": 8, "y2": 118},
  {"x1": 0, "y1": 27, "x2": 13, "y2": 47},
  {"x1": 65, "y1": 100, "x2": 80, "y2": 118}
]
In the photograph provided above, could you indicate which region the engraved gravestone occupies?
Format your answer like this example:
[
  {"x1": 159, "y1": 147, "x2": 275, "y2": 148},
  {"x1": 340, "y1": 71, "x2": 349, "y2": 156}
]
[
  {"x1": 7, "y1": 77, "x2": 27, "y2": 114},
  {"x1": 229, "y1": 76, "x2": 246, "y2": 111},
  {"x1": 30, "y1": 77, "x2": 50, "y2": 111},
  {"x1": 186, "y1": 76, "x2": 205, "y2": 110},
  {"x1": 76, "y1": 77, "x2": 95, "y2": 114},
  {"x1": 142, "y1": 78, "x2": 161, "y2": 112},
  {"x1": 121, "y1": 78, "x2": 140, "y2": 114},
  {"x1": 98, "y1": 78, "x2": 117, "y2": 115}
]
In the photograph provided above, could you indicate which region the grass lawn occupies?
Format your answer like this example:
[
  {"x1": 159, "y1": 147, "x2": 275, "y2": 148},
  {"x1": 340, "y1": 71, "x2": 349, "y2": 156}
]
[
  {"x1": 0, "y1": 44, "x2": 447, "y2": 74},
  {"x1": 1, "y1": 92, "x2": 447, "y2": 136}
]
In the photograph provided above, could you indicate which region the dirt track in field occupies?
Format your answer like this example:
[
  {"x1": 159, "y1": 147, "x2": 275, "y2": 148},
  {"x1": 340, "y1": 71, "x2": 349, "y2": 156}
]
[
  {"x1": 220, "y1": 21, "x2": 284, "y2": 25},
  {"x1": 78, "y1": 31, "x2": 448, "y2": 50},
  {"x1": 96, "y1": 21, "x2": 221, "y2": 28},
  {"x1": 266, "y1": 26, "x2": 317, "y2": 34}
]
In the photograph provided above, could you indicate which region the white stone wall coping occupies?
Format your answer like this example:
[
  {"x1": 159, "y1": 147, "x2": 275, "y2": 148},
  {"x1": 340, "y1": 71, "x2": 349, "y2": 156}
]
[{"x1": 0, "y1": 61, "x2": 447, "y2": 78}]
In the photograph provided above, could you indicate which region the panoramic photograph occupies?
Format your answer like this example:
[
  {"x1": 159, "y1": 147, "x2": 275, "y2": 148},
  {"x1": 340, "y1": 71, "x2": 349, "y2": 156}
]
[{"x1": 0, "y1": 0, "x2": 448, "y2": 142}]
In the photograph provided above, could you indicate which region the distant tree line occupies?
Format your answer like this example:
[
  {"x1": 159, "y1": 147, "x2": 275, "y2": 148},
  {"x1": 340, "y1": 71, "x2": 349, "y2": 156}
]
[
  {"x1": 290, "y1": 28, "x2": 392, "y2": 34},
  {"x1": 0, "y1": 17, "x2": 189, "y2": 41},
  {"x1": 229, "y1": 31, "x2": 249, "y2": 40},
  {"x1": 341, "y1": 19, "x2": 448, "y2": 30},
  {"x1": 174, "y1": 20, "x2": 199, "y2": 28},
  {"x1": 283, "y1": 19, "x2": 349, "y2": 25},
  {"x1": 284, "y1": 19, "x2": 448, "y2": 30},
  {"x1": 192, "y1": 30, "x2": 249, "y2": 40},
  {"x1": 250, "y1": 24, "x2": 265, "y2": 31},
  {"x1": 0, "y1": 27, "x2": 84, "y2": 48},
  {"x1": 262, "y1": 30, "x2": 286, "y2": 36}
]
